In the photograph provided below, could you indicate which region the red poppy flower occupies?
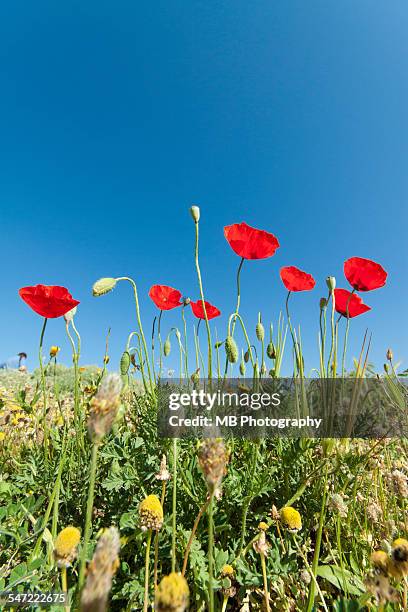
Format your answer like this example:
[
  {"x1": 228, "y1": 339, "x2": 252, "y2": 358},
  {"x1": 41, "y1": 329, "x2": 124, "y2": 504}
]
[
  {"x1": 19, "y1": 285, "x2": 80, "y2": 318},
  {"x1": 334, "y1": 288, "x2": 371, "y2": 318},
  {"x1": 149, "y1": 285, "x2": 182, "y2": 310},
  {"x1": 280, "y1": 266, "x2": 316, "y2": 292},
  {"x1": 344, "y1": 257, "x2": 387, "y2": 292},
  {"x1": 190, "y1": 300, "x2": 221, "y2": 320},
  {"x1": 224, "y1": 222, "x2": 280, "y2": 260}
]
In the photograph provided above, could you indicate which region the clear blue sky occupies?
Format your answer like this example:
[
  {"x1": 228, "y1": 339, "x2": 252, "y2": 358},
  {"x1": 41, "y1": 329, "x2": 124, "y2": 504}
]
[{"x1": 1, "y1": 1, "x2": 407, "y2": 374}]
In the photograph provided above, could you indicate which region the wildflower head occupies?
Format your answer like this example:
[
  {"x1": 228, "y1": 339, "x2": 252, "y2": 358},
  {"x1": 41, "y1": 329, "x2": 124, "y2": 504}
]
[
  {"x1": 155, "y1": 572, "x2": 189, "y2": 612},
  {"x1": 389, "y1": 538, "x2": 408, "y2": 577},
  {"x1": 221, "y1": 564, "x2": 234, "y2": 578},
  {"x1": 328, "y1": 493, "x2": 348, "y2": 518},
  {"x1": 189, "y1": 205, "x2": 200, "y2": 223},
  {"x1": 54, "y1": 526, "x2": 80, "y2": 567},
  {"x1": 386, "y1": 348, "x2": 393, "y2": 361},
  {"x1": 92, "y1": 278, "x2": 117, "y2": 297},
  {"x1": 156, "y1": 454, "x2": 171, "y2": 482},
  {"x1": 253, "y1": 530, "x2": 269, "y2": 556},
  {"x1": 198, "y1": 438, "x2": 228, "y2": 494},
  {"x1": 87, "y1": 374, "x2": 122, "y2": 442},
  {"x1": 80, "y1": 526, "x2": 120, "y2": 612},
  {"x1": 258, "y1": 521, "x2": 269, "y2": 531},
  {"x1": 370, "y1": 550, "x2": 390, "y2": 575},
  {"x1": 139, "y1": 494, "x2": 163, "y2": 532},
  {"x1": 50, "y1": 346, "x2": 60, "y2": 358},
  {"x1": 280, "y1": 506, "x2": 302, "y2": 531},
  {"x1": 319, "y1": 297, "x2": 328, "y2": 310}
]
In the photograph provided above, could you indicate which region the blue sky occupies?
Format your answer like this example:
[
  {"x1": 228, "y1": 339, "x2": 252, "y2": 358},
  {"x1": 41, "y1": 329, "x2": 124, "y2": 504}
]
[{"x1": 1, "y1": 0, "x2": 407, "y2": 374}]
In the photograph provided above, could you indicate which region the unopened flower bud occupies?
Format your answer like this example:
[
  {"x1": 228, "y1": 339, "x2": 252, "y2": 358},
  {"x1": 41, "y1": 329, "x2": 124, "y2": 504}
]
[
  {"x1": 256, "y1": 321, "x2": 265, "y2": 342},
  {"x1": 244, "y1": 350, "x2": 250, "y2": 363},
  {"x1": 266, "y1": 342, "x2": 276, "y2": 360},
  {"x1": 50, "y1": 346, "x2": 60, "y2": 358},
  {"x1": 225, "y1": 336, "x2": 238, "y2": 363},
  {"x1": 239, "y1": 351, "x2": 246, "y2": 376},
  {"x1": 92, "y1": 277, "x2": 117, "y2": 297},
  {"x1": 64, "y1": 307, "x2": 77, "y2": 323},
  {"x1": 182, "y1": 296, "x2": 191, "y2": 306},
  {"x1": 190, "y1": 205, "x2": 200, "y2": 223},
  {"x1": 320, "y1": 298, "x2": 328, "y2": 310},
  {"x1": 260, "y1": 362, "x2": 267, "y2": 376},
  {"x1": 164, "y1": 337, "x2": 171, "y2": 357},
  {"x1": 103, "y1": 355, "x2": 110, "y2": 364},
  {"x1": 120, "y1": 351, "x2": 131, "y2": 376},
  {"x1": 386, "y1": 348, "x2": 393, "y2": 361},
  {"x1": 326, "y1": 276, "x2": 336, "y2": 292}
]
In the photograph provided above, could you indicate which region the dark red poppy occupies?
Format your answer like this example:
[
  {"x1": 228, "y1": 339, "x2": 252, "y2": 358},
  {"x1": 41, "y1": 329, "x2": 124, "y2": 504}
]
[
  {"x1": 190, "y1": 300, "x2": 221, "y2": 320},
  {"x1": 334, "y1": 288, "x2": 371, "y2": 318},
  {"x1": 344, "y1": 257, "x2": 387, "y2": 292},
  {"x1": 19, "y1": 285, "x2": 80, "y2": 318},
  {"x1": 149, "y1": 285, "x2": 182, "y2": 310},
  {"x1": 280, "y1": 266, "x2": 316, "y2": 292},
  {"x1": 224, "y1": 222, "x2": 280, "y2": 260}
]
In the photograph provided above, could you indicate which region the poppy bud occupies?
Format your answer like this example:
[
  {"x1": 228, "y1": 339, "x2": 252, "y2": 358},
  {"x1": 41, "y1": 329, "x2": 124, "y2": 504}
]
[
  {"x1": 64, "y1": 307, "x2": 77, "y2": 323},
  {"x1": 260, "y1": 362, "x2": 267, "y2": 376},
  {"x1": 103, "y1": 355, "x2": 110, "y2": 365},
  {"x1": 384, "y1": 363, "x2": 389, "y2": 374},
  {"x1": 239, "y1": 351, "x2": 246, "y2": 376},
  {"x1": 182, "y1": 296, "x2": 191, "y2": 306},
  {"x1": 164, "y1": 337, "x2": 171, "y2": 357},
  {"x1": 326, "y1": 276, "x2": 336, "y2": 292},
  {"x1": 92, "y1": 278, "x2": 117, "y2": 297},
  {"x1": 244, "y1": 350, "x2": 250, "y2": 363},
  {"x1": 50, "y1": 346, "x2": 60, "y2": 358},
  {"x1": 269, "y1": 368, "x2": 275, "y2": 377},
  {"x1": 214, "y1": 341, "x2": 223, "y2": 349},
  {"x1": 191, "y1": 370, "x2": 200, "y2": 384},
  {"x1": 190, "y1": 205, "x2": 200, "y2": 223},
  {"x1": 256, "y1": 321, "x2": 265, "y2": 342},
  {"x1": 386, "y1": 348, "x2": 393, "y2": 361},
  {"x1": 320, "y1": 298, "x2": 328, "y2": 310},
  {"x1": 225, "y1": 336, "x2": 238, "y2": 363},
  {"x1": 254, "y1": 362, "x2": 259, "y2": 378},
  {"x1": 266, "y1": 342, "x2": 276, "y2": 360},
  {"x1": 120, "y1": 351, "x2": 131, "y2": 376},
  {"x1": 175, "y1": 329, "x2": 181, "y2": 342}
]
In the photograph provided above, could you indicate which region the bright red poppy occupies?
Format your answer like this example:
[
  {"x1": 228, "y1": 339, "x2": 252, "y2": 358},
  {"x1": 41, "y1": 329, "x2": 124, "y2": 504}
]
[
  {"x1": 344, "y1": 257, "x2": 387, "y2": 292},
  {"x1": 334, "y1": 288, "x2": 371, "y2": 318},
  {"x1": 190, "y1": 300, "x2": 221, "y2": 320},
  {"x1": 280, "y1": 266, "x2": 316, "y2": 292},
  {"x1": 149, "y1": 285, "x2": 182, "y2": 310},
  {"x1": 224, "y1": 222, "x2": 280, "y2": 260},
  {"x1": 19, "y1": 285, "x2": 80, "y2": 318}
]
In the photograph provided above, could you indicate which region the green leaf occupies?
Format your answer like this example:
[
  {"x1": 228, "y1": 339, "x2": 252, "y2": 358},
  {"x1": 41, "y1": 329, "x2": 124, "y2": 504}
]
[{"x1": 317, "y1": 565, "x2": 365, "y2": 596}]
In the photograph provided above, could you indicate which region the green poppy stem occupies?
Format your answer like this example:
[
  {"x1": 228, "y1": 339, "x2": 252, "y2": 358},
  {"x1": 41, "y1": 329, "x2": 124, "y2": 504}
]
[
  {"x1": 143, "y1": 529, "x2": 153, "y2": 612},
  {"x1": 208, "y1": 493, "x2": 215, "y2": 612},
  {"x1": 171, "y1": 438, "x2": 178, "y2": 572},
  {"x1": 193, "y1": 219, "x2": 213, "y2": 380},
  {"x1": 79, "y1": 442, "x2": 99, "y2": 589},
  {"x1": 38, "y1": 317, "x2": 48, "y2": 454}
]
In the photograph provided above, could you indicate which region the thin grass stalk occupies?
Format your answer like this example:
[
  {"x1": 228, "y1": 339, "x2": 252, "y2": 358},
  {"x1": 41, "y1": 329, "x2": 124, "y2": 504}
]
[
  {"x1": 143, "y1": 529, "x2": 152, "y2": 612},
  {"x1": 238, "y1": 441, "x2": 259, "y2": 555},
  {"x1": 171, "y1": 438, "x2": 178, "y2": 572},
  {"x1": 193, "y1": 219, "x2": 213, "y2": 380},
  {"x1": 151, "y1": 316, "x2": 157, "y2": 383},
  {"x1": 78, "y1": 442, "x2": 99, "y2": 589},
  {"x1": 207, "y1": 493, "x2": 215, "y2": 612},
  {"x1": 182, "y1": 305, "x2": 189, "y2": 379},
  {"x1": 260, "y1": 552, "x2": 271, "y2": 612},
  {"x1": 306, "y1": 462, "x2": 329, "y2": 612},
  {"x1": 38, "y1": 317, "x2": 48, "y2": 454},
  {"x1": 327, "y1": 289, "x2": 336, "y2": 376},
  {"x1": 154, "y1": 481, "x2": 167, "y2": 590},
  {"x1": 182, "y1": 498, "x2": 210, "y2": 576}
]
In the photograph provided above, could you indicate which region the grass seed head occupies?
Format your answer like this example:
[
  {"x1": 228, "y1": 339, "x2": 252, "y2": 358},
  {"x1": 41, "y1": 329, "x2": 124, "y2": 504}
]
[
  {"x1": 280, "y1": 506, "x2": 302, "y2": 531},
  {"x1": 139, "y1": 494, "x2": 164, "y2": 532},
  {"x1": 155, "y1": 572, "x2": 189, "y2": 612},
  {"x1": 92, "y1": 278, "x2": 117, "y2": 297},
  {"x1": 198, "y1": 438, "x2": 228, "y2": 494},
  {"x1": 80, "y1": 526, "x2": 120, "y2": 612},
  {"x1": 54, "y1": 526, "x2": 81, "y2": 568},
  {"x1": 87, "y1": 374, "x2": 122, "y2": 442}
]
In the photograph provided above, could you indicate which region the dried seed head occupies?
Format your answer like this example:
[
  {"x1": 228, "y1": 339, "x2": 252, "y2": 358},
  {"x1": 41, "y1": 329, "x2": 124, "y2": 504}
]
[
  {"x1": 266, "y1": 342, "x2": 276, "y2": 360},
  {"x1": 270, "y1": 504, "x2": 280, "y2": 521},
  {"x1": 326, "y1": 276, "x2": 336, "y2": 291},
  {"x1": 198, "y1": 438, "x2": 228, "y2": 493},
  {"x1": 87, "y1": 374, "x2": 122, "y2": 442},
  {"x1": 120, "y1": 351, "x2": 131, "y2": 376},
  {"x1": 156, "y1": 454, "x2": 171, "y2": 481},
  {"x1": 280, "y1": 507, "x2": 302, "y2": 531},
  {"x1": 225, "y1": 336, "x2": 238, "y2": 364},
  {"x1": 139, "y1": 494, "x2": 164, "y2": 532},
  {"x1": 54, "y1": 526, "x2": 80, "y2": 568},
  {"x1": 189, "y1": 205, "x2": 200, "y2": 223},
  {"x1": 371, "y1": 550, "x2": 390, "y2": 575},
  {"x1": 80, "y1": 526, "x2": 120, "y2": 612},
  {"x1": 386, "y1": 348, "x2": 393, "y2": 361},
  {"x1": 155, "y1": 572, "x2": 189, "y2": 612},
  {"x1": 164, "y1": 337, "x2": 171, "y2": 357},
  {"x1": 50, "y1": 346, "x2": 60, "y2": 358},
  {"x1": 253, "y1": 530, "x2": 269, "y2": 556},
  {"x1": 328, "y1": 493, "x2": 348, "y2": 518},
  {"x1": 92, "y1": 278, "x2": 117, "y2": 297}
]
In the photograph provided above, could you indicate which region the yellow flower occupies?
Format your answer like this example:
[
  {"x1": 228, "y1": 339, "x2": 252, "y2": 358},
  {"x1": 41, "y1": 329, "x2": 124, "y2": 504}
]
[
  {"x1": 155, "y1": 572, "x2": 189, "y2": 612},
  {"x1": 54, "y1": 526, "x2": 81, "y2": 567},
  {"x1": 389, "y1": 538, "x2": 408, "y2": 578},
  {"x1": 139, "y1": 494, "x2": 163, "y2": 532},
  {"x1": 0, "y1": 432, "x2": 5, "y2": 442},
  {"x1": 280, "y1": 506, "x2": 302, "y2": 531},
  {"x1": 258, "y1": 521, "x2": 269, "y2": 531},
  {"x1": 50, "y1": 346, "x2": 60, "y2": 358},
  {"x1": 220, "y1": 564, "x2": 234, "y2": 578},
  {"x1": 370, "y1": 550, "x2": 390, "y2": 574}
]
